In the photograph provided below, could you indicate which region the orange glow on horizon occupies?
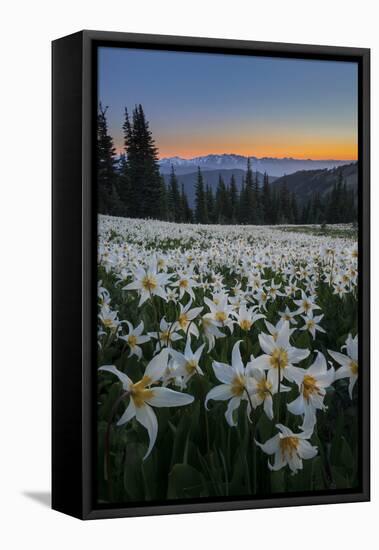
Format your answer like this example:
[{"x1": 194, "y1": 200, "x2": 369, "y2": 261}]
[{"x1": 115, "y1": 142, "x2": 357, "y2": 161}]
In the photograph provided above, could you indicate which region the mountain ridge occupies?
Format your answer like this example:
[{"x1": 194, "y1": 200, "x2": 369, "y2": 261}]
[{"x1": 158, "y1": 153, "x2": 355, "y2": 177}]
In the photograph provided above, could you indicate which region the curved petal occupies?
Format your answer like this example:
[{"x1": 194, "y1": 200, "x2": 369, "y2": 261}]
[
  {"x1": 263, "y1": 394, "x2": 274, "y2": 420},
  {"x1": 194, "y1": 343, "x2": 205, "y2": 362},
  {"x1": 328, "y1": 349, "x2": 350, "y2": 367},
  {"x1": 317, "y1": 367, "x2": 335, "y2": 388},
  {"x1": 117, "y1": 399, "x2": 136, "y2": 426},
  {"x1": 231, "y1": 341, "x2": 244, "y2": 374},
  {"x1": 98, "y1": 365, "x2": 131, "y2": 390},
  {"x1": 285, "y1": 365, "x2": 304, "y2": 383},
  {"x1": 348, "y1": 375, "x2": 358, "y2": 399},
  {"x1": 205, "y1": 384, "x2": 233, "y2": 409},
  {"x1": 247, "y1": 355, "x2": 271, "y2": 372},
  {"x1": 256, "y1": 434, "x2": 280, "y2": 455},
  {"x1": 135, "y1": 403, "x2": 158, "y2": 460},
  {"x1": 287, "y1": 394, "x2": 305, "y2": 416},
  {"x1": 258, "y1": 332, "x2": 275, "y2": 355},
  {"x1": 287, "y1": 347, "x2": 310, "y2": 364},
  {"x1": 308, "y1": 352, "x2": 327, "y2": 376},
  {"x1": 276, "y1": 423, "x2": 293, "y2": 437},
  {"x1": 298, "y1": 439, "x2": 318, "y2": 460},
  {"x1": 135, "y1": 320, "x2": 145, "y2": 336},
  {"x1": 212, "y1": 361, "x2": 234, "y2": 384},
  {"x1": 225, "y1": 396, "x2": 241, "y2": 427},
  {"x1": 137, "y1": 335, "x2": 150, "y2": 344},
  {"x1": 334, "y1": 365, "x2": 351, "y2": 381},
  {"x1": 267, "y1": 366, "x2": 280, "y2": 389},
  {"x1": 145, "y1": 348, "x2": 170, "y2": 382},
  {"x1": 288, "y1": 453, "x2": 303, "y2": 473},
  {"x1": 269, "y1": 451, "x2": 286, "y2": 471},
  {"x1": 169, "y1": 348, "x2": 186, "y2": 367},
  {"x1": 276, "y1": 321, "x2": 291, "y2": 348},
  {"x1": 187, "y1": 307, "x2": 203, "y2": 320},
  {"x1": 146, "y1": 387, "x2": 194, "y2": 408}
]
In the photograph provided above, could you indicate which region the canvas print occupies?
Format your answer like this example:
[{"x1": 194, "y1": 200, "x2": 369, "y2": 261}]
[{"x1": 96, "y1": 47, "x2": 359, "y2": 505}]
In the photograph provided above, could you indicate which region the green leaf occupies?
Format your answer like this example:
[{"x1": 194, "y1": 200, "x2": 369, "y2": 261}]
[{"x1": 167, "y1": 464, "x2": 205, "y2": 499}]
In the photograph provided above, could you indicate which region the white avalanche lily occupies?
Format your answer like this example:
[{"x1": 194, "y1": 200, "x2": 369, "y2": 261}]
[
  {"x1": 123, "y1": 260, "x2": 171, "y2": 306},
  {"x1": 148, "y1": 317, "x2": 182, "y2": 351},
  {"x1": 172, "y1": 271, "x2": 198, "y2": 300},
  {"x1": 233, "y1": 304, "x2": 265, "y2": 332},
  {"x1": 175, "y1": 300, "x2": 203, "y2": 338},
  {"x1": 256, "y1": 424, "x2": 318, "y2": 473},
  {"x1": 205, "y1": 341, "x2": 253, "y2": 427},
  {"x1": 99, "y1": 348, "x2": 194, "y2": 459},
  {"x1": 204, "y1": 294, "x2": 234, "y2": 332},
  {"x1": 300, "y1": 311, "x2": 326, "y2": 339},
  {"x1": 200, "y1": 315, "x2": 226, "y2": 351},
  {"x1": 293, "y1": 290, "x2": 320, "y2": 316},
  {"x1": 287, "y1": 352, "x2": 335, "y2": 430},
  {"x1": 119, "y1": 320, "x2": 150, "y2": 359},
  {"x1": 247, "y1": 367, "x2": 290, "y2": 420},
  {"x1": 328, "y1": 333, "x2": 358, "y2": 398},
  {"x1": 248, "y1": 321, "x2": 310, "y2": 388},
  {"x1": 169, "y1": 338, "x2": 205, "y2": 385},
  {"x1": 98, "y1": 304, "x2": 122, "y2": 333}
]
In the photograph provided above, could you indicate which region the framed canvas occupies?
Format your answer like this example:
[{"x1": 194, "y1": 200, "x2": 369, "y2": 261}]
[{"x1": 52, "y1": 30, "x2": 370, "y2": 520}]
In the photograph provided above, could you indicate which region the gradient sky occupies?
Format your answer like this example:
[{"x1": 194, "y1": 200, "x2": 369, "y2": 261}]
[{"x1": 98, "y1": 46, "x2": 358, "y2": 160}]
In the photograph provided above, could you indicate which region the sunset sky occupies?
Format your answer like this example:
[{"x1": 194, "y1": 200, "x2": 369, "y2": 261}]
[{"x1": 98, "y1": 47, "x2": 358, "y2": 160}]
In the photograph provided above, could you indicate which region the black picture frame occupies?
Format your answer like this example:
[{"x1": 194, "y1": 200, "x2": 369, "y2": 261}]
[{"x1": 52, "y1": 30, "x2": 370, "y2": 520}]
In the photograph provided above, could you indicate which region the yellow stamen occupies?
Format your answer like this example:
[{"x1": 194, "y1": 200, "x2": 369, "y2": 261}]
[
  {"x1": 240, "y1": 319, "x2": 252, "y2": 331},
  {"x1": 142, "y1": 275, "x2": 157, "y2": 291},
  {"x1": 215, "y1": 311, "x2": 227, "y2": 322},
  {"x1": 350, "y1": 360, "x2": 358, "y2": 375},
  {"x1": 178, "y1": 313, "x2": 188, "y2": 329},
  {"x1": 128, "y1": 335, "x2": 138, "y2": 348},
  {"x1": 280, "y1": 436, "x2": 299, "y2": 459},
  {"x1": 160, "y1": 331, "x2": 171, "y2": 344},
  {"x1": 256, "y1": 378, "x2": 272, "y2": 400},
  {"x1": 185, "y1": 359, "x2": 198, "y2": 374},
  {"x1": 231, "y1": 375, "x2": 245, "y2": 397},
  {"x1": 270, "y1": 348, "x2": 288, "y2": 370},
  {"x1": 302, "y1": 374, "x2": 320, "y2": 401},
  {"x1": 130, "y1": 375, "x2": 154, "y2": 408}
]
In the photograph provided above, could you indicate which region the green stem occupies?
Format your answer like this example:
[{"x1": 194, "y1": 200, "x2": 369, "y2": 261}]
[
  {"x1": 276, "y1": 367, "x2": 281, "y2": 422},
  {"x1": 149, "y1": 291, "x2": 162, "y2": 350},
  {"x1": 104, "y1": 390, "x2": 130, "y2": 502}
]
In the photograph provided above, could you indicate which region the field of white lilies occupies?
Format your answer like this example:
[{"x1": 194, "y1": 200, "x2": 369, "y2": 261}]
[{"x1": 97, "y1": 215, "x2": 359, "y2": 503}]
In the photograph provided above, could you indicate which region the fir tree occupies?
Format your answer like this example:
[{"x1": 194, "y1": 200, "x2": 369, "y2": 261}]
[
  {"x1": 195, "y1": 167, "x2": 208, "y2": 223},
  {"x1": 229, "y1": 174, "x2": 238, "y2": 223},
  {"x1": 181, "y1": 184, "x2": 193, "y2": 222},
  {"x1": 121, "y1": 105, "x2": 161, "y2": 218},
  {"x1": 168, "y1": 165, "x2": 181, "y2": 222},
  {"x1": 262, "y1": 172, "x2": 271, "y2": 224},
  {"x1": 158, "y1": 176, "x2": 169, "y2": 220},
  {"x1": 97, "y1": 103, "x2": 117, "y2": 215},
  {"x1": 206, "y1": 184, "x2": 215, "y2": 223},
  {"x1": 245, "y1": 157, "x2": 255, "y2": 223}
]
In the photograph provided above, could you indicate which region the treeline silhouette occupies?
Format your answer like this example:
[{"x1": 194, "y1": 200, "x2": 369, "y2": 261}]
[{"x1": 97, "y1": 103, "x2": 357, "y2": 225}]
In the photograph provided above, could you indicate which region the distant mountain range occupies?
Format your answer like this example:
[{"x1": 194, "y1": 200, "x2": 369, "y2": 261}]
[
  {"x1": 158, "y1": 154, "x2": 354, "y2": 177},
  {"x1": 162, "y1": 162, "x2": 358, "y2": 210},
  {"x1": 271, "y1": 162, "x2": 358, "y2": 205},
  {"x1": 162, "y1": 169, "x2": 277, "y2": 210}
]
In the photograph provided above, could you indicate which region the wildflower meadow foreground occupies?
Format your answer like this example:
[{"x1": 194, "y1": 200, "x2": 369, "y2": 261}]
[{"x1": 97, "y1": 215, "x2": 359, "y2": 503}]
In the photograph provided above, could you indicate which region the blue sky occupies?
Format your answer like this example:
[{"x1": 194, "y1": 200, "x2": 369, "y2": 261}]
[{"x1": 98, "y1": 46, "x2": 358, "y2": 160}]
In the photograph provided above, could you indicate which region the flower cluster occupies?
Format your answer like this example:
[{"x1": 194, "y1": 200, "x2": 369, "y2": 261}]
[{"x1": 98, "y1": 216, "x2": 358, "y2": 476}]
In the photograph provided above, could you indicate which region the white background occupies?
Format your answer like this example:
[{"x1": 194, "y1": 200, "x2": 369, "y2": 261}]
[{"x1": 1, "y1": 0, "x2": 376, "y2": 548}]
